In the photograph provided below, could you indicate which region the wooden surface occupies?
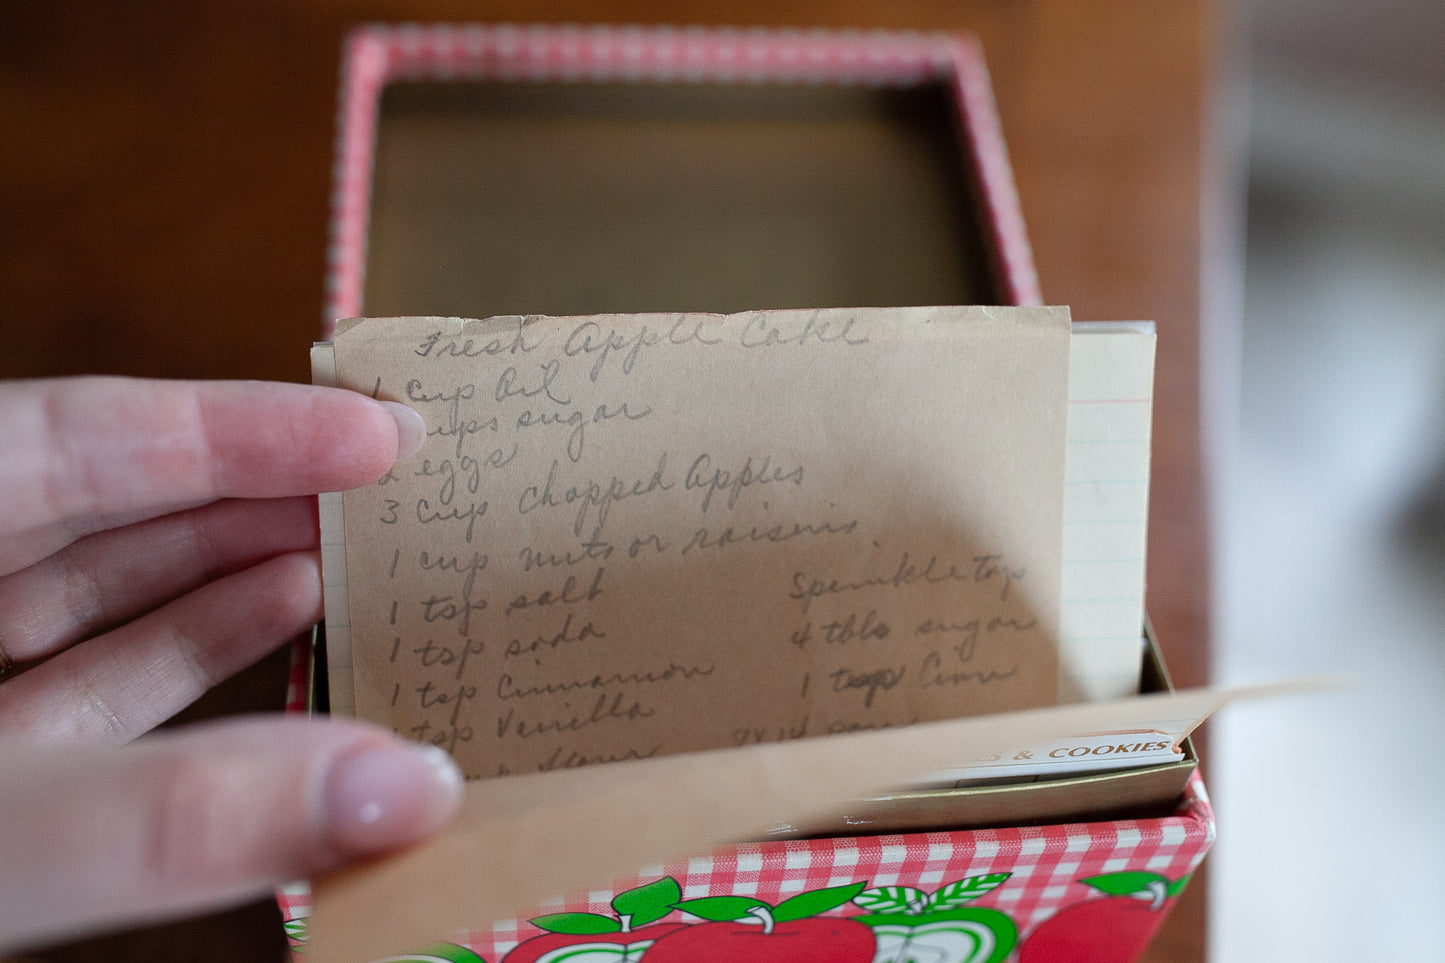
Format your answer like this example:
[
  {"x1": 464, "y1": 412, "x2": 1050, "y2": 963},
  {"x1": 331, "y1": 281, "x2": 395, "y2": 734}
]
[{"x1": 0, "y1": 2, "x2": 1221, "y2": 960}]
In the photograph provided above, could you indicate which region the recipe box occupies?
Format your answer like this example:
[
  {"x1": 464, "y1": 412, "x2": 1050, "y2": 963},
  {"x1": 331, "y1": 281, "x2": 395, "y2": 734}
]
[{"x1": 280, "y1": 24, "x2": 1213, "y2": 963}]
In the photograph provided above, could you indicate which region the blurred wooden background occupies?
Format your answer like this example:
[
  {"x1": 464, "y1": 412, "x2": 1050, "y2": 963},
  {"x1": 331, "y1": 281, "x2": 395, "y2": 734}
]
[{"x1": 0, "y1": 2, "x2": 1224, "y2": 960}]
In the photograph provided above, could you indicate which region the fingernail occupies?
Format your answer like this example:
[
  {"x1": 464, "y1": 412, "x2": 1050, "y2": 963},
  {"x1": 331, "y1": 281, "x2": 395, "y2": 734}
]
[
  {"x1": 324, "y1": 743, "x2": 463, "y2": 855},
  {"x1": 378, "y1": 401, "x2": 426, "y2": 460}
]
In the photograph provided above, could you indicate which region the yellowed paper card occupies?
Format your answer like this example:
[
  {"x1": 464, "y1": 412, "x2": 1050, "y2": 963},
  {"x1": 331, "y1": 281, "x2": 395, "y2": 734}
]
[
  {"x1": 317, "y1": 319, "x2": 1155, "y2": 714},
  {"x1": 307, "y1": 681, "x2": 1309, "y2": 963},
  {"x1": 325, "y1": 307, "x2": 1070, "y2": 779}
]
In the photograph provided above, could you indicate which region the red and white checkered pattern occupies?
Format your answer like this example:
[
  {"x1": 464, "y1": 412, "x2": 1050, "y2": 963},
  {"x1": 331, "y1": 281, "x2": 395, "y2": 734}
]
[{"x1": 277, "y1": 775, "x2": 1212, "y2": 957}]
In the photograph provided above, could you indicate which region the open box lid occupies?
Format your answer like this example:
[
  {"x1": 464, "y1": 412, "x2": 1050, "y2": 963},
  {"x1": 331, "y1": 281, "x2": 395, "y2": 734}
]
[{"x1": 326, "y1": 24, "x2": 1040, "y2": 330}]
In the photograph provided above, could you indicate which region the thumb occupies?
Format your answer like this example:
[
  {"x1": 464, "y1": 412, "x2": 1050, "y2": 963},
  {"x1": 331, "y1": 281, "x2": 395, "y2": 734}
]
[{"x1": 0, "y1": 716, "x2": 463, "y2": 953}]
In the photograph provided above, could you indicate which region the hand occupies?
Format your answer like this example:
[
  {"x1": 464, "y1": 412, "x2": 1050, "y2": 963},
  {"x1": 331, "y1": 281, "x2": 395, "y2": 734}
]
[{"x1": 0, "y1": 377, "x2": 463, "y2": 953}]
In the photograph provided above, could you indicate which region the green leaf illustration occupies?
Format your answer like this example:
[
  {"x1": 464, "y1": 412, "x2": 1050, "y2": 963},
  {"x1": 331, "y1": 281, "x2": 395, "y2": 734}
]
[
  {"x1": 530, "y1": 912, "x2": 623, "y2": 935},
  {"x1": 371, "y1": 944, "x2": 488, "y2": 963},
  {"x1": 283, "y1": 917, "x2": 309, "y2": 943},
  {"x1": 1081, "y1": 872, "x2": 1168, "y2": 897},
  {"x1": 774, "y1": 881, "x2": 869, "y2": 922},
  {"x1": 1166, "y1": 874, "x2": 1192, "y2": 897},
  {"x1": 613, "y1": 877, "x2": 682, "y2": 927},
  {"x1": 854, "y1": 886, "x2": 930, "y2": 915},
  {"x1": 673, "y1": 896, "x2": 767, "y2": 922},
  {"x1": 929, "y1": 873, "x2": 1012, "y2": 912}
]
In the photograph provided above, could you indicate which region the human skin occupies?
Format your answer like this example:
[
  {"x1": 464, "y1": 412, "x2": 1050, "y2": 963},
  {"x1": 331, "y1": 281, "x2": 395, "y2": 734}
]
[{"x1": 0, "y1": 377, "x2": 462, "y2": 954}]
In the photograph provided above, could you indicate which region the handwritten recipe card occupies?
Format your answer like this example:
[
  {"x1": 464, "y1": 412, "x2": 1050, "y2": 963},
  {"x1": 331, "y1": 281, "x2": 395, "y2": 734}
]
[{"x1": 316, "y1": 306, "x2": 1071, "y2": 780}]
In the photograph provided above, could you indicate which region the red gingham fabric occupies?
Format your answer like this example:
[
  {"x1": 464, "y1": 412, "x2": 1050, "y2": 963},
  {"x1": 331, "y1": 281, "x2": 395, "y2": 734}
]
[{"x1": 277, "y1": 773, "x2": 1212, "y2": 959}]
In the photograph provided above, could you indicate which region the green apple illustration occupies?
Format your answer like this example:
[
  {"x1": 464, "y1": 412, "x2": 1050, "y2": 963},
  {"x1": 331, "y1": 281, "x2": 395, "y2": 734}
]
[{"x1": 852, "y1": 874, "x2": 1017, "y2": 963}]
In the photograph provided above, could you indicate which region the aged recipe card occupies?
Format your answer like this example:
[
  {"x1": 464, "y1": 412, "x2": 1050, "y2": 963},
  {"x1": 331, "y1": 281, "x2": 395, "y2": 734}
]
[{"x1": 316, "y1": 306, "x2": 1071, "y2": 780}]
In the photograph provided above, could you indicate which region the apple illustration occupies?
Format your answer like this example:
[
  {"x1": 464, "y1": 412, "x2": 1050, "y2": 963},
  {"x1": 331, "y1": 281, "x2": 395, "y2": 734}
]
[
  {"x1": 1017, "y1": 871, "x2": 1190, "y2": 963},
  {"x1": 504, "y1": 877, "x2": 687, "y2": 963},
  {"x1": 374, "y1": 944, "x2": 489, "y2": 963},
  {"x1": 851, "y1": 873, "x2": 1017, "y2": 963},
  {"x1": 646, "y1": 882, "x2": 876, "y2": 963}
]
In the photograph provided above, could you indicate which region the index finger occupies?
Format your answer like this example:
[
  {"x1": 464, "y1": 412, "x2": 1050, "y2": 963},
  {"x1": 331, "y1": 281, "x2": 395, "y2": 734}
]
[{"x1": 0, "y1": 377, "x2": 422, "y2": 575}]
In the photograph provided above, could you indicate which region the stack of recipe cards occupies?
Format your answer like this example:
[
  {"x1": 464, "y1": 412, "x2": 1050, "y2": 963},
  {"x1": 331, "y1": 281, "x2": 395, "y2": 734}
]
[{"x1": 313, "y1": 305, "x2": 1196, "y2": 797}]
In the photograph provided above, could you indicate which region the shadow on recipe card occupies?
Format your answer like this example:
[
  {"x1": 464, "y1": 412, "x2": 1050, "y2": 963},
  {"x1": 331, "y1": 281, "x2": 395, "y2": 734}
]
[{"x1": 318, "y1": 306, "x2": 1070, "y2": 781}]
